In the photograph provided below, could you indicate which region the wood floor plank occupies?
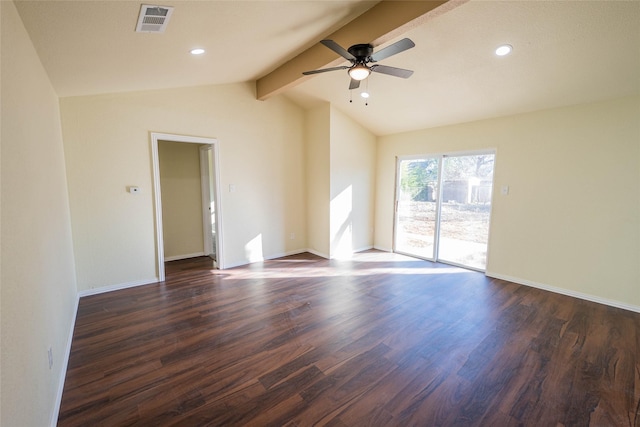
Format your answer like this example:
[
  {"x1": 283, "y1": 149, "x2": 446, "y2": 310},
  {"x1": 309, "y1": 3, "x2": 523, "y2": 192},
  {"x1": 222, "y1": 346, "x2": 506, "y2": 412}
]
[{"x1": 58, "y1": 251, "x2": 640, "y2": 426}]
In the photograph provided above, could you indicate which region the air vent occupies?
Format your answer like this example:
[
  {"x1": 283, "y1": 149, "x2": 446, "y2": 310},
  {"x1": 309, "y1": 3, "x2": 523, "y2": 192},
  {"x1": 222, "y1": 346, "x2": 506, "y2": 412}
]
[{"x1": 135, "y1": 4, "x2": 174, "y2": 33}]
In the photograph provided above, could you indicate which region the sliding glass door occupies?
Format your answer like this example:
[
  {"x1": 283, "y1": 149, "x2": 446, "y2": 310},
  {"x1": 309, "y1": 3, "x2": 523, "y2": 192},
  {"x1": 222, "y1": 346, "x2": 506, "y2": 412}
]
[
  {"x1": 438, "y1": 154, "x2": 494, "y2": 270},
  {"x1": 394, "y1": 152, "x2": 495, "y2": 271},
  {"x1": 395, "y1": 158, "x2": 440, "y2": 260}
]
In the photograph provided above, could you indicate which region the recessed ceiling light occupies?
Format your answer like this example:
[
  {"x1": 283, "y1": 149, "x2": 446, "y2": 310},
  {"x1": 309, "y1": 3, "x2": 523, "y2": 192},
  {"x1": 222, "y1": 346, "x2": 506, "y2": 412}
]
[
  {"x1": 360, "y1": 92, "x2": 370, "y2": 99},
  {"x1": 495, "y1": 44, "x2": 512, "y2": 56},
  {"x1": 190, "y1": 48, "x2": 205, "y2": 55}
]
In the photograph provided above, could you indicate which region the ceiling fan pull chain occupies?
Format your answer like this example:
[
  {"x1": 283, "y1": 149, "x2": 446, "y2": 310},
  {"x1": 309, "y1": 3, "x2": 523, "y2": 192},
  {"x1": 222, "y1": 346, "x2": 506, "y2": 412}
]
[{"x1": 365, "y1": 79, "x2": 369, "y2": 106}]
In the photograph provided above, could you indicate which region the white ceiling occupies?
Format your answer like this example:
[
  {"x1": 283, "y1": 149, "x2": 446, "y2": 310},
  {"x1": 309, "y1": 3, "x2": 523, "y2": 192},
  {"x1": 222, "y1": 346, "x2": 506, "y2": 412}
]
[
  {"x1": 15, "y1": 0, "x2": 640, "y2": 136},
  {"x1": 14, "y1": 0, "x2": 378, "y2": 95}
]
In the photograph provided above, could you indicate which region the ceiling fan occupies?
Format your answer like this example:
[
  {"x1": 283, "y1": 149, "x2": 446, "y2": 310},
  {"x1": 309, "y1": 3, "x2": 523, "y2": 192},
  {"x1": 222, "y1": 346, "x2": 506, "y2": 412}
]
[{"x1": 302, "y1": 38, "x2": 415, "y2": 90}]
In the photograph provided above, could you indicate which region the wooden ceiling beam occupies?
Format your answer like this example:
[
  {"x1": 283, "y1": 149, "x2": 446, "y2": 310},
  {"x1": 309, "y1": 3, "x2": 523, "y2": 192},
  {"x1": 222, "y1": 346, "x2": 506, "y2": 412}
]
[{"x1": 256, "y1": 0, "x2": 464, "y2": 101}]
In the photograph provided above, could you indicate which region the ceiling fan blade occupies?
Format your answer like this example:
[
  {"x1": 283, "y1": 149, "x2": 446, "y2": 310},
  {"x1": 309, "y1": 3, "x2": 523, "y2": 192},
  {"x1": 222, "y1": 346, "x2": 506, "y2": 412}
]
[
  {"x1": 370, "y1": 38, "x2": 415, "y2": 62},
  {"x1": 302, "y1": 65, "x2": 350, "y2": 75},
  {"x1": 371, "y1": 64, "x2": 414, "y2": 79},
  {"x1": 321, "y1": 40, "x2": 356, "y2": 61},
  {"x1": 349, "y1": 78, "x2": 361, "y2": 90}
]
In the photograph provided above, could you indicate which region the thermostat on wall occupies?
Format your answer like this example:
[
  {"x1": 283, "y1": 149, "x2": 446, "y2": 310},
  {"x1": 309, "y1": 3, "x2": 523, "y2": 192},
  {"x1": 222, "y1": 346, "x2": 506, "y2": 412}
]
[{"x1": 128, "y1": 186, "x2": 141, "y2": 194}]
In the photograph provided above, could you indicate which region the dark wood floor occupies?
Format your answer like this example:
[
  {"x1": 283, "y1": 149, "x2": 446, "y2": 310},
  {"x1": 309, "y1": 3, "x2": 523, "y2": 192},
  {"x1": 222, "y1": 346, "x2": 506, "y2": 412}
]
[{"x1": 58, "y1": 251, "x2": 640, "y2": 426}]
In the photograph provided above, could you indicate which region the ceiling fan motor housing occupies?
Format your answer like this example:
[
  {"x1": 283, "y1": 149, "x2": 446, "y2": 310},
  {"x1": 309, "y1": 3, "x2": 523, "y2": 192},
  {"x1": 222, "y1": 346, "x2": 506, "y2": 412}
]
[{"x1": 348, "y1": 44, "x2": 374, "y2": 62}]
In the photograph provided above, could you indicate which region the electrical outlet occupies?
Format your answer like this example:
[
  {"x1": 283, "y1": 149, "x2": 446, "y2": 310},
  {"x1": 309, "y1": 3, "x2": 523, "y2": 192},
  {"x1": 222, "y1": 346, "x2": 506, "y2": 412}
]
[
  {"x1": 290, "y1": 233, "x2": 295, "y2": 240},
  {"x1": 48, "y1": 347, "x2": 53, "y2": 369}
]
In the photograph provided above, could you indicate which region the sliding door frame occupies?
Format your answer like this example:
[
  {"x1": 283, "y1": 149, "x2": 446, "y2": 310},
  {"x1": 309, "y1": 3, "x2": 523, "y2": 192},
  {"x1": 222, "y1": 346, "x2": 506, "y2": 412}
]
[{"x1": 393, "y1": 149, "x2": 496, "y2": 271}]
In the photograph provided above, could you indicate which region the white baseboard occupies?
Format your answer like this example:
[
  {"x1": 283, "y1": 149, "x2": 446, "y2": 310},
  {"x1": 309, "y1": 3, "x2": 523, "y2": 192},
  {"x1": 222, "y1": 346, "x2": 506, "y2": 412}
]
[
  {"x1": 222, "y1": 259, "x2": 249, "y2": 269},
  {"x1": 373, "y1": 245, "x2": 392, "y2": 252},
  {"x1": 305, "y1": 248, "x2": 330, "y2": 259},
  {"x1": 486, "y1": 271, "x2": 640, "y2": 314},
  {"x1": 164, "y1": 252, "x2": 206, "y2": 262},
  {"x1": 224, "y1": 248, "x2": 390, "y2": 268},
  {"x1": 58, "y1": 277, "x2": 158, "y2": 422},
  {"x1": 272, "y1": 249, "x2": 312, "y2": 259},
  {"x1": 78, "y1": 277, "x2": 159, "y2": 298},
  {"x1": 223, "y1": 249, "x2": 318, "y2": 269},
  {"x1": 50, "y1": 293, "x2": 80, "y2": 427}
]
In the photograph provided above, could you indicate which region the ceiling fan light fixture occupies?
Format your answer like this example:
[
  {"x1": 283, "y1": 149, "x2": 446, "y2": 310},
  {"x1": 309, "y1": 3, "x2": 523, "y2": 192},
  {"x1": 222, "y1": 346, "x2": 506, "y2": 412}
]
[{"x1": 348, "y1": 64, "x2": 371, "y2": 81}]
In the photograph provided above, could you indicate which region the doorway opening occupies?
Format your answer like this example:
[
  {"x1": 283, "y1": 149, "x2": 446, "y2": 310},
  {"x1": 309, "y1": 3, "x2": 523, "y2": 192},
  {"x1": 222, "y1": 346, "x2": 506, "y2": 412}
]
[
  {"x1": 393, "y1": 151, "x2": 495, "y2": 271},
  {"x1": 151, "y1": 132, "x2": 223, "y2": 282}
]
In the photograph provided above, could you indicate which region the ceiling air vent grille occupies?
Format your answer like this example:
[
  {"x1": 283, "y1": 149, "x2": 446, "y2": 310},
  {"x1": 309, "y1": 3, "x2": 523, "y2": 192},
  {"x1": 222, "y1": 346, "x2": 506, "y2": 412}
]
[{"x1": 135, "y1": 5, "x2": 174, "y2": 33}]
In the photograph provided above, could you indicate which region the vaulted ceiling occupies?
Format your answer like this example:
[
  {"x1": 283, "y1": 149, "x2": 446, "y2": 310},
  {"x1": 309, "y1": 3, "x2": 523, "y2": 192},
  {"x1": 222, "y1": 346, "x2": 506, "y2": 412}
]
[{"x1": 14, "y1": 0, "x2": 640, "y2": 135}]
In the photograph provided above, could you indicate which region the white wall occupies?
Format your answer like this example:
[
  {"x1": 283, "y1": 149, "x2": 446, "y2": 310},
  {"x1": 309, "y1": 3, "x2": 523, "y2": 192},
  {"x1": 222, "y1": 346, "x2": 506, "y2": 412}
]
[
  {"x1": 304, "y1": 104, "x2": 376, "y2": 259},
  {"x1": 305, "y1": 104, "x2": 330, "y2": 257},
  {"x1": 376, "y1": 96, "x2": 640, "y2": 309},
  {"x1": 1, "y1": 2, "x2": 78, "y2": 425},
  {"x1": 60, "y1": 82, "x2": 306, "y2": 290},
  {"x1": 158, "y1": 141, "x2": 205, "y2": 260},
  {"x1": 329, "y1": 106, "x2": 376, "y2": 257}
]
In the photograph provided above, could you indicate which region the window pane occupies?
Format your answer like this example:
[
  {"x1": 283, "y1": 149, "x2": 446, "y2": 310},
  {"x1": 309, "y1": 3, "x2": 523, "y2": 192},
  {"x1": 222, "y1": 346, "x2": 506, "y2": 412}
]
[
  {"x1": 438, "y1": 154, "x2": 494, "y2": 270},
  {"x1": 395, "y1": 158, "x2": 439, "y2": 260}
]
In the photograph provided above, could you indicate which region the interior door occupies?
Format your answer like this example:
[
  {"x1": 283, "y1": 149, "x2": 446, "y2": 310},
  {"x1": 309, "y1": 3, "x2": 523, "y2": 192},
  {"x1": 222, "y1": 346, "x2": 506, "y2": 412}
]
[
  {"x1": 200, "y1": 146, "x2": 218, "y2": 267},
  {"x1": 207, "y1": 148, "x2": 217, "y2": 264}
]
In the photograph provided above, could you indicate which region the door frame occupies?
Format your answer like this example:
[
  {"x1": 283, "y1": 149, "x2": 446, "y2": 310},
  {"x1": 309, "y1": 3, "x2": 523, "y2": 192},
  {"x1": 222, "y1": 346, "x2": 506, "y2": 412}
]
[
  {"x1": 151, "y1": 132, "x2": 224, "y2": 281},
  {"x1": 393, "y1": 149, "x2": 496, "y2": 271},
  {"x1": 392, "y1": 154, "x2": 441, "y2": 262},
  {"x1": 199, "y1": 145, "x2": 218, "y2": 266}
]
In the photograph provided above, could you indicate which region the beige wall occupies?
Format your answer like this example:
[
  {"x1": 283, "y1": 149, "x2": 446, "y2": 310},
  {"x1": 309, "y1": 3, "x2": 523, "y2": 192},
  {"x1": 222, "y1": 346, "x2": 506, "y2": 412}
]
[
  {"x1": 376, "y1": 96, "x2": 640, "y2": 309},
  {"x1": 304, "y1": 104, "x2": 376, "y2": 259},
  {"x1": 1, "y1": 2, "x2": 78, "y2": 425},
  {"x1": 305, "y1": 104, "x2": 330, "y2": 257},
  {"x1": 2, "y1": 3, "x2": 636, "y2": 427},
  {"x1": 330, "y1": 106, "x2": 376, "y2": 257},
  {"x1": 158, "y1": 141, "x2": 205, "y2": 260},
  {"x1": 61, "y1": 82, "x2": 306, "y2": 290}
]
